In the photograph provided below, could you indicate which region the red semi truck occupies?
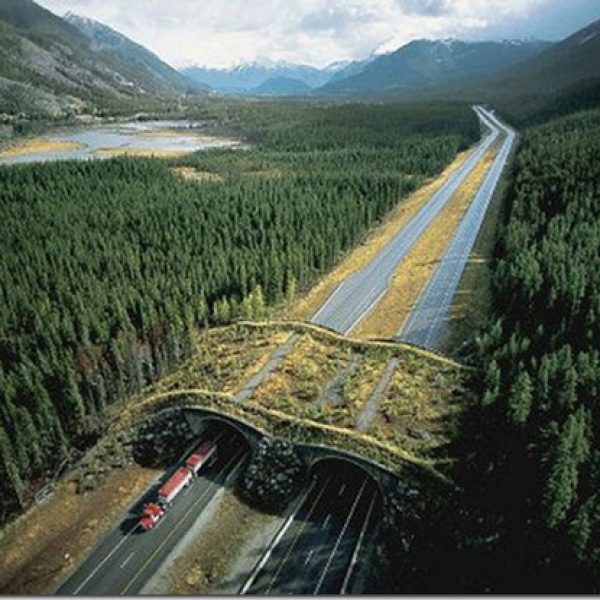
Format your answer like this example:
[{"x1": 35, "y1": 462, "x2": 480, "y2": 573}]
[
  {"x1": 139, "y1": 501, "x2": 165, "y2": 531},
  {"x1": 138, "y1": 439, "x2": 217, "y2": 531}
]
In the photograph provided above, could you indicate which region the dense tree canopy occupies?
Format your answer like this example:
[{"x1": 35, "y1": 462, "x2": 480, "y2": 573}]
[
  {"x1": 457, "y1": 108, "x2": 600, "y2": 592},
  {"x1": 0, "y1": 101, "x2": 478, "y2": 520}
]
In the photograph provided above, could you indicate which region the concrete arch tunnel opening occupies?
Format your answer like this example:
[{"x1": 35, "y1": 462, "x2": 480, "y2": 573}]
[
  {"x1": 242, "y1": 455, "x2": 384, "y2": 595},
  {"x1": 195, "y1": 416, "x2": 253, "y2": 456}
]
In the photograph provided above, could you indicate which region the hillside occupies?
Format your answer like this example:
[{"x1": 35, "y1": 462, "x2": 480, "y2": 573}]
[
  {"x1": 64, "y1": 13, "x2": 202, "y2": 94},
  {"x1": 0, "y1": 0, "x2": 200, "y2": 118},
  {"x1": 450, "y1": 108, "x2": 600, "y2": 593},
  {"x1": 456, "y1": 18, "x2": 600, "y2": 124},
  {"x1": 317, "y1": 39, "x2": 552, "y2": 96},
  {"x1": 251, "y1": 76, "x2": 312, "y2": 96}
]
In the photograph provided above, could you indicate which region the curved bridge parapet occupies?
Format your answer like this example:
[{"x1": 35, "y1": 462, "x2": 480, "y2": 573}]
[{"x1": 181, "y1": 406, "x2": 417, "y2": 494}]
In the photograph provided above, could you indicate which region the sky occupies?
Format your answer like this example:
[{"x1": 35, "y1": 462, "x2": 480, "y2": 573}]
[{"x1": 36, "y1": 0, "x2": 600, "y2": 69}]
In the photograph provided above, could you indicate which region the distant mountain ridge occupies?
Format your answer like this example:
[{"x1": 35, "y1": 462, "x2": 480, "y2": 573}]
[
  {"x1": 317, "y1": 38, "x2": 554, "y2": 96},
  {"x1": 182, "y1": 58, "x2": 351, "y2": 94},
  {"x1": 458, "y1": 18, "x2": 600, "y2": 102},
  {"x1": 419, "y1": 18, "x2": 600, "y2": 124},
  {"x1": 182, "y1": 39, "x2": 553, "y2": 98}
]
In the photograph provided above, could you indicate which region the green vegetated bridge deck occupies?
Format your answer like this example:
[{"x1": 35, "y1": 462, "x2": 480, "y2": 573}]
[{"x1": 108, "y1": 320, "x2": 470, "y2": 486}]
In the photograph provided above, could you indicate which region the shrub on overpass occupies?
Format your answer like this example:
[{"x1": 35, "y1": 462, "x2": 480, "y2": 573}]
[{"x1": 239, "y1": 437, "x2": 305, "y2": 512}]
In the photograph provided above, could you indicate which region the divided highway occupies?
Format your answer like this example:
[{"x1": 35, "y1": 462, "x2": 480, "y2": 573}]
[
  {"x1": 241, "y1": 462, "x2": 380, "y2": 595},
  {"x1": 398, "y1": 108, "x2": 515, "y2": 349},
  {"x1": 55, "y1": 107, "x2": 514, "y2": 597},
  {"x1": 311, "y1": 106, "x2": 501, "y2": 335},
  {"x1": 56, "y1": 425, "x2": 249, "y2": 595}
]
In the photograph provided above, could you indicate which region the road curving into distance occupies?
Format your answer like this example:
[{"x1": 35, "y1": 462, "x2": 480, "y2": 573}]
[
  {"x1": 56, "y1": 424, "x2": 249, "y2": 596},
  {"x1": 398, "y1": 107, "x2": 516, "y2": 349},
  {"x1": 311, "y1": 106, "x2": 501, "y2": 335}
]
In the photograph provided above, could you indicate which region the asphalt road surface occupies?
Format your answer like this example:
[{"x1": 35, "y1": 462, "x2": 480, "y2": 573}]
[
  {"x1": 241, "y1": 462, "x2": 380, "y2": 595},
  {"x1": 398, "y1": 108, "x2": 515, "y2": 349},
  {"x1": 311, "y1": 105, "x2": 500, "y2": 335},
  {"x1": 56, "y1": 424, "x2": 249, "y2": 595}
]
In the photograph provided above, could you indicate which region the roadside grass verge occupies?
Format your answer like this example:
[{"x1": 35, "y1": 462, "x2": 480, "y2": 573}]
[
  {"x1": 0, "y1": 466, "x2": 160, "y2": 595},
  {"x1": 283, "y1": 148, "x2": 473, "y2": 321},
  {"x1": 167, "y1": 490, "x2": 277, "y2": 595},
  {"x1": 353, "y1": 139, "x2": 502, "y2": 339}
]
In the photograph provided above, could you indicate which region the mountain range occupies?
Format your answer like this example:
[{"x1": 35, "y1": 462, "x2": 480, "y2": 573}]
[
  {"x1": 181, "y1": 59, "x2": 350, "y2": 95},
  {"x1": 440, "y1": 18, "x2": 600, "y2": 122},
  {"x1": 317, "y1": 38, "x2": 553, "y2": 96},
  {"x1": 180, "y1": 38, "x2": 561, "y2": 99},
  {"x1": 0, "y1": 0, "x2": 598, "y2": 123}
]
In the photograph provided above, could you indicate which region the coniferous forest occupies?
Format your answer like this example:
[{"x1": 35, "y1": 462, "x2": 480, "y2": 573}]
[
  {"x1": 455, "y1": 108, "x2": 600, "y2": 592},
  {"x1": 373, "y1": 107, "x2": 600, "y2": 595},
  {"x1": 0, "y1": 102, "x2": 478, "y2": 520}
]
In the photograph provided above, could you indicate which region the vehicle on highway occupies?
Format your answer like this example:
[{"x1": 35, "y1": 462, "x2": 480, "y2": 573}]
[
  {"x1": 185, "y1": 440, "x2": 218, "y2": 476},
  {"x1": 139, "y1": 502, "x2": 165, "y2": 531},
  {"x1": 139, "y1": 439, "x2": 218, "y2": 531}
]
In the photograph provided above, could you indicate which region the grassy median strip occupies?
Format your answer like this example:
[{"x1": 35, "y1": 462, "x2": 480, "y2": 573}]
[
  {"x1": 167, "y1": 490, "x2": 277, "y2": 595},
  {"x1": 352, "y1": 140, "x2": 502, "y2": 340},
  {"x1": 284, "y1": 148, "x2": 473, "y2": 321},
  {"x1": 439, "y1": 152, "x2": 511, "y2": 354}
]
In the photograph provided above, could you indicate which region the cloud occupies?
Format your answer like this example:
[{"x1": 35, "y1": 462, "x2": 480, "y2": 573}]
[
  {"x1": 395, "y1": 0, "x2": 451, "y2": 17},
  {"x1": 35, "y1": 0, "x2": 600, "y2": 68}
]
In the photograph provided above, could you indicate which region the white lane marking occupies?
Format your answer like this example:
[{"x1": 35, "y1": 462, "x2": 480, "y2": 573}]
[
  {"x1": 239, "y1": 478, "x2": 318, "y2": 595},
  {"x1": 340, "y1": 490, "x2": 378, "y2": 594},
  {"x1": 120, "y1": 551, "x2": 135, "y2": 569},
  {"x1": 73, "y1": 523, "x2": 138, "y2": 593},
  {"x1": 314, "y1": 107, "x2": 499, "y2": 335},
  {"x1": 343, "y1": 285, "x2": 388, "y2": 335},
  {"x1": 313, "y1": 478, "x2": 368, "y2": 595},
  {"x1": 304, "y1": 549, "x2": 314, "y2": 566},
  {"x1": 120, "y1": 448, "x2": 246, "y2": 595},
  {"x1": 311, "y1": 281, "x2": 343, "y2": 322},
  {"x1": 224, "y1": 453, "x2": 247, "y2": 485},
  {"x1": 323, "y1": 514, "x2": 332, "y2": 529},
  {"x1": 70, "y1": 431, "x2": 235, "y2": 593},
  {"x1": 339, "y1": 484, "x2": 346, "y2": 496}
]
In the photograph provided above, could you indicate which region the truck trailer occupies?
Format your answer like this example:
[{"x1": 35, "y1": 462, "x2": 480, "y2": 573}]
[
  {"x1": 158, "y1": 467, "x2": 192, "y2": 506},
  {"x1": 138, "y1": 438, "x2": 218, "y2": 531},
  {"x1": 185, "y1": 440, "x2": 217, "y2": 476}
]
